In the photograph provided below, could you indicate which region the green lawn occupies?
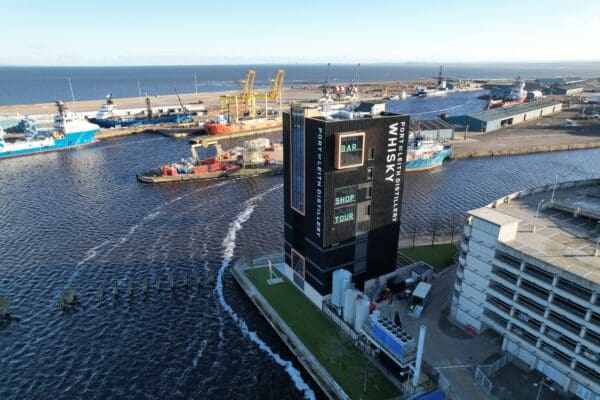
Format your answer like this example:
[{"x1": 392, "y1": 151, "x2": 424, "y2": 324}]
[
  {"x1": 246, "y1": 267, "x2": 400, "y2": 400},
  {"x1": 400, "y1": 243, "x2": 458, "y2": 271}
]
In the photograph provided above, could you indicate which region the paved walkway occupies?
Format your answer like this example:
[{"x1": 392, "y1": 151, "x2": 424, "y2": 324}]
[{"x1": 378, "y1": 266, "x2": 502, "y2": 400}]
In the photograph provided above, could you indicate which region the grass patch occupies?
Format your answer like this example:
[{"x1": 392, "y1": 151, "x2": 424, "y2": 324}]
[
  {"x1": 246, "y1": 267, "x2": 399, "y2": 400},
  {"x1": 400, "y1": 243, "x2": 457, "y2": 271}
]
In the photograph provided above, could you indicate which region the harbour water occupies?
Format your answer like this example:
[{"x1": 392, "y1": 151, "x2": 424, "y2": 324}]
[
  {"x1": 1, "y1": 62, "x2": 599, "y2": 105},
  {"x1": 0, "y1": 129, "x2": 599, "y2": 398}
]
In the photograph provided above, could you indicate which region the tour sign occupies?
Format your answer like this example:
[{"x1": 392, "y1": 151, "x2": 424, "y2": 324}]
[
  {"x1": 334, "y1": 205, "x2": 355, "y2": 224},
  {"x1": 335, "y1": 132, "x2": 365, "y2": 169}
]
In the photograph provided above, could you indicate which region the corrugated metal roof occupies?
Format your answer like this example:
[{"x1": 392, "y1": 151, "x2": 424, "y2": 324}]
[
  {"x1": 461, "y1": 100, "x2": 561, "y2": 122},
  {"x1": 410, "y1": 118, "x2": 452, "y2": 131}
]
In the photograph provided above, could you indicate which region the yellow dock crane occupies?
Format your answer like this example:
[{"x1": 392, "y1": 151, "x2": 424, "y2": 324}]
[
  {"x1": 254, "y1": 69, "x2": 285, "y2": 118},
  {"x1": 219, "y1": 70, "x2": 257, "y2": 121}
]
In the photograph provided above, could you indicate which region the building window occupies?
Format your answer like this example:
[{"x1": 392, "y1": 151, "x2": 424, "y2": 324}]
[
  {"x1": 334, "y1": 131, "x2": 365, "y2": 169},
  {"x1": 334, "y1": 205, "x2": 355, "y2": 224},
  {"x1": 365, "y1": 204, "x2": 371, "y2": 216},
  {"x1": 291, "y1": 248, "x2": 305, "y2": 280},
  {"x1": 366, "y1": 185, "x2": 372, "y2": 199},
  {"x1": 368, "y1": 147, "x2": 375, "y2": 160},
  {"x1": 367, "y1": 167, "x2": 374, "y2": 180},
  {"x1": 335, "y1": 186, "x2": 357, "y2": 206},
  {"x1": 290, "y1": 109, "x2": 305, "y2": 214}
]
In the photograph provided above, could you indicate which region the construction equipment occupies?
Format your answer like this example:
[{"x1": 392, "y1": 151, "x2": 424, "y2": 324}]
[
  {"x1": 219, "y1": 70, "x2": 257, "y2": 121},
  {"x1": 219, "y1": 69, "x2": 285, "y2": 121},
  {"x1": 254, "y1": 69, "x2": 285, "y2": 117}
]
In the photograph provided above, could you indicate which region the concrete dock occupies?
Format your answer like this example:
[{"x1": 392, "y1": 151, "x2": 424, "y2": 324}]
[{"x1": 449, "y1": 109, "x2": 600, "y2": 159}]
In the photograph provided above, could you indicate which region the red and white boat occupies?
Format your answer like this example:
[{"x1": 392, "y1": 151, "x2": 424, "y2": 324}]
[{"x1": 488, "y1": 77, "x2": 526, "y2": 109}]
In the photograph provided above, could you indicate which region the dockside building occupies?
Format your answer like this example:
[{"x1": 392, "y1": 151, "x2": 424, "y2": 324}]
[
  {"x1": 447, "y1": 100, "x2": 562, "y2": 133},
  {"x1": 282, "y1": 105, "x2": 409, "y2": 306},
  {"x1": 451, "y1": 179, "x2": 600, "y2": 399}
]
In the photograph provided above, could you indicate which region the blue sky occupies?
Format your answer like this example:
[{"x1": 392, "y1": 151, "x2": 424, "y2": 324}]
[{"x1": 1, "y1": 0, "x2": 599, "y2": 65}]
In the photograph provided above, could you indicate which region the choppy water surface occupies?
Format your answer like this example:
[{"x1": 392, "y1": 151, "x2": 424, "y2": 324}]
[{"x1": 0, "y1": 131, "x2": 599, "y2": 398}]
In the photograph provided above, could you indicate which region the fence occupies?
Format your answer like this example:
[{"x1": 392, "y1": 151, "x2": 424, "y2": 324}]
[
  {"x1": 398, "y1": 214, "x2": 465, "y2": 249},
  {"x1": 474, "y1": 352, "x2": 513, "y2": 395}
]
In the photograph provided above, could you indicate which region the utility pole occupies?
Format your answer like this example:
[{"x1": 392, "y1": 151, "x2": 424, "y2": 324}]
[{"x1": 431, "y1": 220, "x2": 437, "y2": 246}]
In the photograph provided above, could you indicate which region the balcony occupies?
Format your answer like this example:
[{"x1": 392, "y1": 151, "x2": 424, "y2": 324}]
[
  {"x1": 459, "y1": 254, "x2": 466, "y2": 266},
  {"x1": 460, "y1": 241, "x2": 469, "y2": 253}
]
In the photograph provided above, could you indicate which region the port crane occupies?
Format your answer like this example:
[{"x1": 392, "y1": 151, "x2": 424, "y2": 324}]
[
  {"x1": 219, "y1": 69, "x2": 257, "y2": 121},
  {"x1": 254, "y1": 69, "x2": 285, "y2": 117},
  {"x1": 219, "y1": 69, "x2": 285, "y2": 121}
]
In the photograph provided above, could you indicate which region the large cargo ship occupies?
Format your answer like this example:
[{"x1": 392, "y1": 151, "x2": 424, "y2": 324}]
[
  {"x1": 0, "y1": 101, "x2": 98, "y2": 159},
  {"x1": 88, "y1": 94, "x2": 194, "y2": 128},
  {"x1": 405, "y1": 140, "x2": 452, "y2": 172}
]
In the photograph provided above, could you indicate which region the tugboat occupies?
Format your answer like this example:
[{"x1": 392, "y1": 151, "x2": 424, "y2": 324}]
[
  {"x1": 137, "y1": 137, "x2": 283, "y2": 183},
  {"x1": 0, "y1": 101, "x2": 98, "y2": 159}
]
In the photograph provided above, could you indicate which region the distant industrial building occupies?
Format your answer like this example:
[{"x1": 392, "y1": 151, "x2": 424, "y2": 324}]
[
  {"x1": 282, "y1": 105, "x2": 409, "y2": 306},
  {"x1": 551, "y1": 85, "x2": 585, "y2": 96},
  {"x1": 410, "y1": 118, "x2": 454, "y2": 141},
  {"x1": 451, "y1": 179, "x2": 600, "y2": 399},
  {"x1": 446, "y1": 100, "x2": 562, "y2": 133}
]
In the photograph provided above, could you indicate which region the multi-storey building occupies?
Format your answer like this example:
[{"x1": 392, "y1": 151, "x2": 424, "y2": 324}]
[
  {"x1": 282, "y1": 104, "x2": 409, "y2": 306},
  {"x1": 451, "y1": 179, "x2": 600, "y2": 399}
]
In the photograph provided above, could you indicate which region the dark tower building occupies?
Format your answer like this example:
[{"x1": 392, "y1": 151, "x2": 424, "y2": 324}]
[{"x1": 282, "y1": 104, "x2": 410, "y2": 305}]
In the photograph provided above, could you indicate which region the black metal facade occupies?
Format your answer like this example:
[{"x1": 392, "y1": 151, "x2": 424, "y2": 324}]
[{"x1": 283, "y1": 106, "x2": 410, "y2": 295}]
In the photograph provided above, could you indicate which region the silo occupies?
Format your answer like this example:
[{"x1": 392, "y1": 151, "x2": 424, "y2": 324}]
[
  {"x1": 354, "y1": 297, "x2": 370, "y2": 331},
  {"x1": 343, "y1": 289, "x2": 357, "y2": 325}
]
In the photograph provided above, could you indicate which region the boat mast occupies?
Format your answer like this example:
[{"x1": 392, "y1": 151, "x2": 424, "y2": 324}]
[
  {"x1": 137, "y1": 80, "x2": 143, "y2": 106},
  {"x1": 67, "y1": 77, "x2": 75, "y2": 102}
]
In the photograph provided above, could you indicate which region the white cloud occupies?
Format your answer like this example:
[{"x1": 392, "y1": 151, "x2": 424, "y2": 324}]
[{"x1": 591, "y1": 17, "x2": 600, "y2": 26}]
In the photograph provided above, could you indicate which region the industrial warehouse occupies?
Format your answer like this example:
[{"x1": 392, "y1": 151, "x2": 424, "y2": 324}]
[
  {"x1": 451, "y1": 179, "x2": 600, "y2": 399},
  {"x1": 447, "y1": 100, "x2": 563, "y2": 132}
]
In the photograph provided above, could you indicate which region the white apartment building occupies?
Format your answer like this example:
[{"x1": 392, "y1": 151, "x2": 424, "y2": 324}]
[{"x1": 450, "y1": 179, "x2": 600, "y2": 400}]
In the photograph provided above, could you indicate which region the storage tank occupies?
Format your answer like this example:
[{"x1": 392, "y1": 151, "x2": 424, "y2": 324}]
[
  {"x1": 343, "y1": 289, "x2": 357, "y2": 325},
  {"x1": 354, "y1": 297, "x2": 370, "y2": 331},
  {"x1": 331, "y1": 269, "x2": 351, "y2": 308}
]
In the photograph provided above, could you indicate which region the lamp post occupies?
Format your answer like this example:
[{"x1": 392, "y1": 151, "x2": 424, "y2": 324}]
[{"x1": 533, "y1": 200, "x2": 545, "y2": 233}]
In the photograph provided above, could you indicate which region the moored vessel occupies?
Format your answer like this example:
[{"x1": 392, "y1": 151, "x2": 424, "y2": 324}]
[
  {"x1": 137, "y1": 137, "x2": 283, "y2": 183},
  {"x1": 88, "y1": 94, "x2": 195, "y2": 128},
  {"x1": 487, "y1": 77, "x2": 526, "y2": 109},
  {"x1": 203, "y1": 114, "x2": 281, "y2": 135},
  {"x1": 405, "y1": 140, "x2": 452, "y2": 172},
  {"x1": 0, "y1": 101, "x2": 98, "y2": 159}
]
